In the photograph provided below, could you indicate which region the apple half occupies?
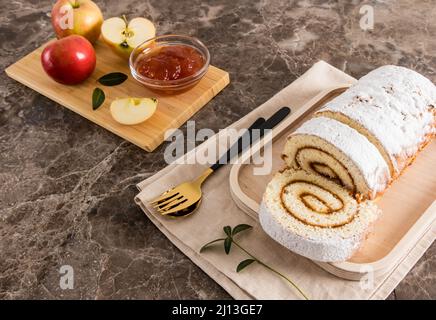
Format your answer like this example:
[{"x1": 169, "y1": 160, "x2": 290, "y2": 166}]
[
  {"x1": 110, "y1": 97, "x2": 157, "y2": 125},
  {"x1": 101, "y1": 16, "x2": 156, "y2": 59}
]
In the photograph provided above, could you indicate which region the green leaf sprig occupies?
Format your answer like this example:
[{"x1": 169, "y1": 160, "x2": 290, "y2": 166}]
[
  {"x1": 200, "y1": 224, "x2": 309, "y2": 300},
  {"x1": 92, "y1": 72, "x2": 128, "y2": 110}
]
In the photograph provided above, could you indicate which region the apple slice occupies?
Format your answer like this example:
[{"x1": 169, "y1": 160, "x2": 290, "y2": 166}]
[
  {"x1": 101, "y1": 16, "x2": 156, "y2": 59},
  {"x1": 110, "y1": 97, "x2": 157, "y2": 125}
]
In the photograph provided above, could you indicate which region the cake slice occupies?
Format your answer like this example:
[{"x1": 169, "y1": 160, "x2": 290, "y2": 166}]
[
  {"x1": 259, "y1": 169, "x2": 380, "y2": 262},
  {"x1": 316, "y1": 65, "x2": 436, "y2": 177},
  {"x1": 282, "y1": 116, "x2": 390, "y2": 200}
]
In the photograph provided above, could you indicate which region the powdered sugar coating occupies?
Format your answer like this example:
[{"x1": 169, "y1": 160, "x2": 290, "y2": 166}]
[
  {"x1": 259, "y1": 202, "x2": 360, "y2": 262},
  {"x1": 317, "y1": 65, "x2": 436, "y2": 174}
]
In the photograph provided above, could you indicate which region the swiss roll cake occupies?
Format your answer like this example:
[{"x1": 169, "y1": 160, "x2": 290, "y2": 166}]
[
  {"x1": 259, "y1": 169, "x2": 380, "y2": 262},
  {"x1": 316, "y1": 65, "x2": 436, "y2": 177},
  {"x1": 260, "y1": 65, "x2": 435, "y2": 263},
  {"x1": 282, "y1": 116, "x2": 390, "y2": 200}
]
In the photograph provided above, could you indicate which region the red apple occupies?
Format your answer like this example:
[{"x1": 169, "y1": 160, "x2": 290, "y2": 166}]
[
  {"x1": 51, "y1": 0, "x2": 103, "y2": 44},
  {"x1": 41, "y1": 35, "x2": 96, "y2": 85}
]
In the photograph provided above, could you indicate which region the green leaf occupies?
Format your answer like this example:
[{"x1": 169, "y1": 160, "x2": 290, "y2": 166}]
[
  {"x1": 223, "y1": 226, "x2": 232, "y2": 237},
  {"x1": 236, "y1": 259, "x2": 255, "y2": 272},
  {"x1": 92, "y1": 88, "x2": 105, "y2": 110},
  {"x1": 224, "y1": 237, "x2": 232, "y2": 254},
  {"x1": 199, "y1": 238, "x2": 225, "y2": 253},
  {"x1": 232, "y1": 224, "x2": 252, "y2": 236},
  {"x1": 98, "y1": 72, "x2": 128, "y2": 86}
]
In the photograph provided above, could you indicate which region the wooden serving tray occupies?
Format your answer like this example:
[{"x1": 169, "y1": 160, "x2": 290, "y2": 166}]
[
  {"x1": 5, "y1": 39, "x2": 230, "y2": 152},
  {"x1": 229, "y1": 85, "x2": 436, "y2": 280}
]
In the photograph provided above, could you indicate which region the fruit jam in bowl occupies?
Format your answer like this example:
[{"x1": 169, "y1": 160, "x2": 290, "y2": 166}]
[{"x1": 129, "y1": 35, "x2": 210, "y2": 93}]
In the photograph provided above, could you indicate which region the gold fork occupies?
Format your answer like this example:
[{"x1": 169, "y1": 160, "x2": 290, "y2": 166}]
[
  {"x1": 150, "y1": 107, "x2": 291, "y2": 216},
  {"x1": 149, "y1": 117, "x2": 265, "y2": 216}
]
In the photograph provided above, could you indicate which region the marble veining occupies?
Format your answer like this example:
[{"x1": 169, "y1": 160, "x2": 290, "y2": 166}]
[{"x1": 1, "y1": 0, "x2": 435, "y2": 299}]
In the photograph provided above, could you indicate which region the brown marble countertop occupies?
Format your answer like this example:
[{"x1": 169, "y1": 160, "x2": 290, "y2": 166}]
[{"x1": 1, "y1": 0, "x2": 435, "y2": 299}]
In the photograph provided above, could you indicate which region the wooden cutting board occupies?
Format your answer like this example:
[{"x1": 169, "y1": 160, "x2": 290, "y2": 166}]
[{"x1": 5, "y1": 39, "x2": 230, "y2": 152}]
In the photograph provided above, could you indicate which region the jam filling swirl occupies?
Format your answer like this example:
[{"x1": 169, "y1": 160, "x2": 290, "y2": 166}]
[
  {"x1": 280, "y1": 180, "x2": 357, "y2": 228},
  {"x1": 295, "y1": 147, "x2": 356, "y2": 193}
]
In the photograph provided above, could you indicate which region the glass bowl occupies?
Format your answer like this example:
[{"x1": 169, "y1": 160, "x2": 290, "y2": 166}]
[{"x1": 129, "y1": 35, "x2": 210, "y2": 94}]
